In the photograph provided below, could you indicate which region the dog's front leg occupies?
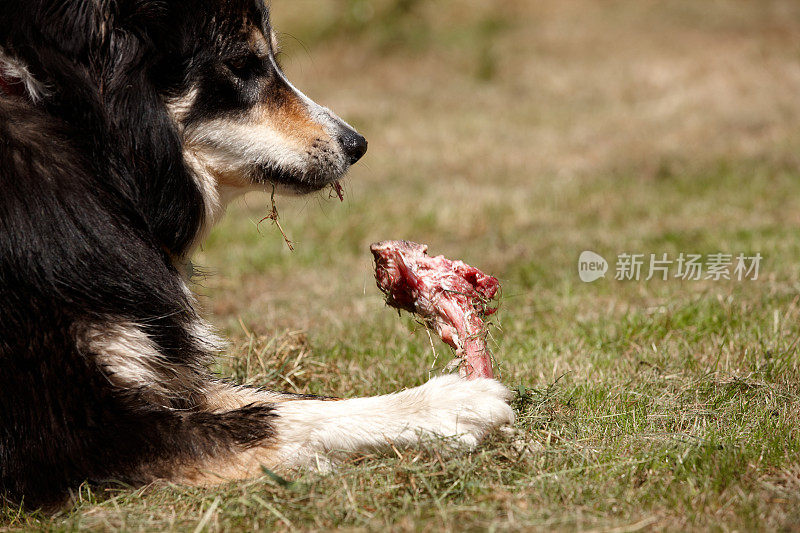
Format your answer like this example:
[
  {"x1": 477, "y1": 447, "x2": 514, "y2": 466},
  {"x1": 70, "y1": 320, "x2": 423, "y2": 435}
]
[
  {"x1": 177, "y1": 375, "x2": 514, "y2": 484},
  {"x1": 271, "y1": 374, "x2": 515, "y2": 467}
]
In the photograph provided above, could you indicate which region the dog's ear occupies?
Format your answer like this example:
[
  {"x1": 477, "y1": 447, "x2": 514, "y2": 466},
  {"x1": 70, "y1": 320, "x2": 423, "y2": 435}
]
[
  {"x1": 97, "y1": 1, "x2": 208, "y2": 258},
  {"x1": 7, "y1": 0, "x2": 204, "y2": 256},
  {"x1": 108, "y1": 1, "x2": 172, "y2": 53},
  {"x1": 0, "y1": 1, "x2": 157, "y2": 56},
  {"x1": 0, "y1": 1, "x2": 174, "y2": 84}
]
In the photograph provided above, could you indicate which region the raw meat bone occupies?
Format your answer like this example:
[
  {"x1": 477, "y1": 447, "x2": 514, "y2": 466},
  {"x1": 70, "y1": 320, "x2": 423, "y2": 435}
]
[{"x1": 370, "y1": 240, "x2": 499, "y2": 379}]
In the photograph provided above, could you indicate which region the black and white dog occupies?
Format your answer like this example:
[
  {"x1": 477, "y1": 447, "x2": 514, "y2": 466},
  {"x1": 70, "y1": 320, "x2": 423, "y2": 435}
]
[{"x1": 0, "y1": 0, "x2": 513, "y2": 509}]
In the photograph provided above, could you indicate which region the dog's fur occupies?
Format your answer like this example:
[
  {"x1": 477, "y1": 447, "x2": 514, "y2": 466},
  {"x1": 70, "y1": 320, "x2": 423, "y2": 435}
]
[{"x1": 0, "y1": 0, "x2": 514, "y2": 509}]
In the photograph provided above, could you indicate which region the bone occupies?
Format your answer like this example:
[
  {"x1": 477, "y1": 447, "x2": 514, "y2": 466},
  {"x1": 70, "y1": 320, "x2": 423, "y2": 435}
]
[{"x1": 370, "y1": 240, "x2": 499, "y2": 379}]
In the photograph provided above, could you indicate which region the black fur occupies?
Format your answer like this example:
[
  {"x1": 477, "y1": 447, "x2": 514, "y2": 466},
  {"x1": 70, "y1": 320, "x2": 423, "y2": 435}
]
[{"x1": 0, "y1": 0, "x2": 313, "y2": 509}]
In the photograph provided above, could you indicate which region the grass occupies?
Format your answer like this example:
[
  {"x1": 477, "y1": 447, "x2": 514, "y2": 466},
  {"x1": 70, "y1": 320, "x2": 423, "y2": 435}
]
[{"x1": 5, "y1": 0, "x2": 800, "y2": 530}]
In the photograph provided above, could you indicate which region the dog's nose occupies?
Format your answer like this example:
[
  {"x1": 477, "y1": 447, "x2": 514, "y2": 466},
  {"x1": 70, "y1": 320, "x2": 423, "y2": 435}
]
[{"x1": 338, "y1": 129, "x2": 368, "y2": 165}]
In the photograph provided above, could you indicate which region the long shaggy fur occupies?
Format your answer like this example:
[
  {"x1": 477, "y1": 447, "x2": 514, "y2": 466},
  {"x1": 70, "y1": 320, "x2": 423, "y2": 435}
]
[{"x1": 0, "y1": 0, "x2": 513, "y2": 510}]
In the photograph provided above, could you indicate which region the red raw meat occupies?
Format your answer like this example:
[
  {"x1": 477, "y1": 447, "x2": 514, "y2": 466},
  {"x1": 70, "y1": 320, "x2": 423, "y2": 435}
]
[{"x1": 370, "y1": 240, "x2": 500, "y2": 379}]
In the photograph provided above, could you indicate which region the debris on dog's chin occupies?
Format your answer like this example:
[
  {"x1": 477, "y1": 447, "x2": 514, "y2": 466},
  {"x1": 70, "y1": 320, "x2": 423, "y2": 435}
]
[
  {"x1": 331, "y1": 181, "x2": 344, "y2": 202},
  {"x1": 258, "y1": 186, "x2": 294, "y2": 251},
  {"x1": 370, "y1": 240, "x2": 500, "y2": 380}
]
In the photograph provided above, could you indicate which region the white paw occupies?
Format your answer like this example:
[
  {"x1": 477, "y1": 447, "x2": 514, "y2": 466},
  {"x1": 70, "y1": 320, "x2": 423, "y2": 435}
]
[
  {"x1": 400, "y1": 374, "x2": 515, "y2": 448},
  {"x1": 270, "y1": 374, "x2": 514, "y2": 468}
]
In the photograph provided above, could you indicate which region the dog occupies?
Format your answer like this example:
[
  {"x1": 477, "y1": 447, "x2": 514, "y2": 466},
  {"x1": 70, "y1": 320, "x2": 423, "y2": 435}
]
[{"x1": 0, "y1": 0, "x2": 514, "y2": 509}]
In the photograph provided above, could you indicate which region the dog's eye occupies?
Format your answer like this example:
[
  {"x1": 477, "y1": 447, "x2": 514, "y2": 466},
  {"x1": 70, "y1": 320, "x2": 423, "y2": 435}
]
[{"x1": 224, "y1": 56, "x2": 252, "y2": 78}]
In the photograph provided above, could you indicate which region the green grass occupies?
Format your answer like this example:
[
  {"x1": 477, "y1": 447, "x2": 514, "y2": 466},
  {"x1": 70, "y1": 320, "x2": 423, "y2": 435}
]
[{"x1": 5, "y1": 0, "x2": 800, "y2": 530}]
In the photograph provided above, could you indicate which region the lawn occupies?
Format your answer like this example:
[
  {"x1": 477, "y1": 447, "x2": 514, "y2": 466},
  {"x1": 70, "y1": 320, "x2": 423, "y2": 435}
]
[{"x1": 4, "y1": 0, "x2": 800, "y2": 530}]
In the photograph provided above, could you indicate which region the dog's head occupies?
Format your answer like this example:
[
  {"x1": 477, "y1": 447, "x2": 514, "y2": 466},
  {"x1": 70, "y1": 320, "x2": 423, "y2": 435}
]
[
  {"x1": 0, "y1": 1, "x2": 365, "y2": 255},
  {"x1": 159, "y1": 1, "x2": 367, "y2": 202}
]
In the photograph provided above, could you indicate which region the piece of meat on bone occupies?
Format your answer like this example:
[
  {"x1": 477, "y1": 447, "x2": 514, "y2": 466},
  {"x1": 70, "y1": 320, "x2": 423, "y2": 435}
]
[{"x1": 370, "y1": 240, "x2": 500, "y2": 379}]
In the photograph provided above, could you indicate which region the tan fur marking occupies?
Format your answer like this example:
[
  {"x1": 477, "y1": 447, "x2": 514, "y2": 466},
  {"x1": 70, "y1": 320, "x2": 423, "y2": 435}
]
[
  {"x1": 174, "y1": 446, "x2": 285, "y2": 485},
  {"x1": 256, "y1": 92, "x2": 328, "y2": 146},
  {"x1": 249, "y1": 26, "x2": 270, "y2": 55},
  {"x1": 202, "y1": 381, "x2": 329, "y2": 412},
  {"x1": 269, "y1": 30, "x2": 280, "y2": 54}
]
